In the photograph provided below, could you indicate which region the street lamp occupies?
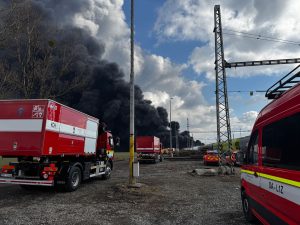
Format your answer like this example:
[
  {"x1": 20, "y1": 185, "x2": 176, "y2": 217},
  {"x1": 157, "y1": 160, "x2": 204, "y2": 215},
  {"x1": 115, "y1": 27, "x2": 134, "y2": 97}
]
[
  {"x1": 129, "y1": 0, "x2": 136, "y2": 185},
  {"x1": 169, "y1": 97, "x2": 173, "y2": 153}
]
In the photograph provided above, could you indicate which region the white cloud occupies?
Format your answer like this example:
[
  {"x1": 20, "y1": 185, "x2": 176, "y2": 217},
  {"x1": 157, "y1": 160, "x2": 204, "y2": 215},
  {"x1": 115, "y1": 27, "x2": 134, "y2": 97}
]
[
  {"x1": 143, "y1": 91, "x2": 170, "y2": 107},
  {"x1": 155, "y1": 0, "x2": 300, "y2": 80},
  {"x1": 149, "y1": 0, "x2": 300, "y2": 142},
  {"x1": 67, "y1": 0, "x2": 275, "y2": 144},
  {"x1": 189, "y1": 45, "x2": 215, "y2": 81},
  {"x1": 240, "y1": 111, "x2": 258, "y2": 123},
  {"x1": 154, "y1": 0, "x2": 214, "y2": 42},
  {"x1": 67, "y1": 0, "x2": 212, "y2": 141}
]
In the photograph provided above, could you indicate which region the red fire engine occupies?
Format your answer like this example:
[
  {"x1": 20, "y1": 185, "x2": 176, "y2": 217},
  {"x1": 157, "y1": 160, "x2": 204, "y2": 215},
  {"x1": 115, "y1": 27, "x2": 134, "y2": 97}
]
[
  {"x1": 203, "y1": 150, "x2": 220, "y2": 165},
  {"x1": 241, "y1": 81, "x2": 300, "y2": 224},
  {"x1": 136, "y1": 136, "x2": 163, "y2": 163},
  {"x1": 0, "y1": 99, "x2": 116, "y2": 191}
]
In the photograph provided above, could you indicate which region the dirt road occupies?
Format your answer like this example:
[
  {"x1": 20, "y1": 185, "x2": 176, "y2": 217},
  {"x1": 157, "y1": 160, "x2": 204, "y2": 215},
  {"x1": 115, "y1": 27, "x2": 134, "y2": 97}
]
[{"x1": 0, "y1": 160, "x2": 253, "y2": 225}]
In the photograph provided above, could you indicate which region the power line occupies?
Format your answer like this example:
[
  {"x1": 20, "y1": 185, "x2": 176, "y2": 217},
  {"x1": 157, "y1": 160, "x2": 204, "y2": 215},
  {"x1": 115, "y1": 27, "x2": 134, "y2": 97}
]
[
  {"x1": 223, "y1": 28, "x2": 300, "y2": 44},
  {"x1": 191, "y1": 130, "x2": 251, "y2": 133},
  {"x1": 227, "y1": 90, "x2": 266, "y2": 96},
  {"x1": 222, "y1": 28, "x2": 300, "y2": 46},
  {"x1": 228, "y1": 90, "x2": 266, "y2": 93}
]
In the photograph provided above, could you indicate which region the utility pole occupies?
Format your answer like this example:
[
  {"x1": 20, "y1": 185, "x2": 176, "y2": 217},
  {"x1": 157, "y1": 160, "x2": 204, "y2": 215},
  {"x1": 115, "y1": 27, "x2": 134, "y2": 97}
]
[
  {"x1": 129, "y1": 0, "x2": 136, "y2": 185},
  {"x1": 176, "y1": 129, "x2": 179, "y2": 151},
  {"x1": 187, "y1": 118, "x2": 190, "y2": 149},
  {"x1": 169, "y1": 97, "x2": 173, "y2": 150},
  {"x1": 214, "y1": 5, "x2": 233, "y2": 159},
  {"x1": 191, "y1": 133, "x2": 194, "y2": 149}
]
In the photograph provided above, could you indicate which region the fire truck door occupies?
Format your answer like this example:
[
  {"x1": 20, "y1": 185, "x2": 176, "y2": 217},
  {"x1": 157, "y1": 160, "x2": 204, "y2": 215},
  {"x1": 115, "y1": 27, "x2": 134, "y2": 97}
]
[{"x1": 243, "y1": 130, "x2": 262, "y2": 201}]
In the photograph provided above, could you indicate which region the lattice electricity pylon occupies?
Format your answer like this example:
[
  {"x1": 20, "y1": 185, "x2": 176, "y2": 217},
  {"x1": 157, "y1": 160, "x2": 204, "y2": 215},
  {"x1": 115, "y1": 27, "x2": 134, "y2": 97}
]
[{"x1": 214, "y1": 5, "x2": 233, "y2": 156}]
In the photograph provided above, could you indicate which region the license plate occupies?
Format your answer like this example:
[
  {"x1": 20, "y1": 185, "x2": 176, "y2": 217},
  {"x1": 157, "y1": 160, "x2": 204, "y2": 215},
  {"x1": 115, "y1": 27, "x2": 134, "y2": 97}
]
[{"x1": 0, "y1": 173, "x2": 13, "y2": 178}]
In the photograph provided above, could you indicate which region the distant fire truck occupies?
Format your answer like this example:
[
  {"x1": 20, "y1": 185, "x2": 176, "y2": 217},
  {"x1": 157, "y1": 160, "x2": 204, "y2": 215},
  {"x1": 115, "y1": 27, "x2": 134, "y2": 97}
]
[{"x1": 136, "y1": 136, "x2": 163, "y2": 163}]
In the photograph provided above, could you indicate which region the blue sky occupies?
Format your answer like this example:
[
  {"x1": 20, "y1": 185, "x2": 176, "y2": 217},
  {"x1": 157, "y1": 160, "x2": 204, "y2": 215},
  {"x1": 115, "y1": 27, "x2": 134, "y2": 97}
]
[
  {"x1": 122, "y1": 0, "x2": 286, "y2": 100},
  {"x1": 121, "y1": 1, "x2": 298, "y2": 140},
  {"x1": 71, "y1": 0, "x2": 300, "y2": 143}
]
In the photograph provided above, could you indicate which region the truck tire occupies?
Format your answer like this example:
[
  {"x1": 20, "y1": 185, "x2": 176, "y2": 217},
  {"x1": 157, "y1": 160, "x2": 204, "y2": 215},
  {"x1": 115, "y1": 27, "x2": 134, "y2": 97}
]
[
  {"x1": 65, "y1": 166, "x2": 82, "y2": 192},
  {"x1": 241, "y1": 190, "x2": 256, "y2": 223},
  {"x1": 102, "y1": 162, "x2": 112, "y2": 180},
  {"x1": 159, "y1": 155, "x2": 163, "y2": 162}
]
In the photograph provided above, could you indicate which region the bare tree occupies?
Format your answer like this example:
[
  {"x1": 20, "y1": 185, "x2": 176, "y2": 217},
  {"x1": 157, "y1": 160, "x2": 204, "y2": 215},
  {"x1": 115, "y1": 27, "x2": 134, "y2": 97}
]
[{"x1": 0, "y1": 0, "x2": 87, "y2": 99}]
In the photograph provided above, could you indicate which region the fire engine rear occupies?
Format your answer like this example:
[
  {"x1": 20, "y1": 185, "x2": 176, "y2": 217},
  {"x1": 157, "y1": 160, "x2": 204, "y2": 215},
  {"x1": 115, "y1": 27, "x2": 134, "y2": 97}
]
[
  {"x1": 0, "y1": 99, "x2": 116, "y2": 191},
  {"x1": 136, "y1": 136, "x2": 163, "y2": 163}
]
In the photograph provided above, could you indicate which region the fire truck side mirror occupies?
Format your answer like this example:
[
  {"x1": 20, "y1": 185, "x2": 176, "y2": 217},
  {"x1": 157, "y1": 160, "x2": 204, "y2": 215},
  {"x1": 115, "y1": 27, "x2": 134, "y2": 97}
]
[
  {"x1": 115, "y1": 137, "x2": 120, "y2": 147},
  {"x1": 242, "y1": 153, "x2": 247, "y2": 164}
]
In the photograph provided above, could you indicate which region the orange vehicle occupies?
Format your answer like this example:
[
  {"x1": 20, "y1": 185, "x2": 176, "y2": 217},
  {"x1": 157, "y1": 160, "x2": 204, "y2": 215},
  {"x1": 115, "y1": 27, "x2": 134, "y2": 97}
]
[
  {"x1": 225, "y1": 150, "x2": 242, "y2": 166},
  {"x1": 203, "y1": 150, "x2": 220, "y2": 165}
]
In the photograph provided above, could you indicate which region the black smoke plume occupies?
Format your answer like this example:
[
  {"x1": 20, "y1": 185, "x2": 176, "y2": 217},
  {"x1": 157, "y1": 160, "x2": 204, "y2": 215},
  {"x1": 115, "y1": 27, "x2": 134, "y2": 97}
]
[{"x1": 0, "y1": 0, "x2": 199, "y2": 150}]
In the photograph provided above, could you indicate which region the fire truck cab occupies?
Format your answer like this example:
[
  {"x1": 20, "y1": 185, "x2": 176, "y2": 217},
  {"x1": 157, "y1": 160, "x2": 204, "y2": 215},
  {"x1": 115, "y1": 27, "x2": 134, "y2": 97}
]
[{"x1": 241, "y1": 82, "x2": 300, "y2": 224}]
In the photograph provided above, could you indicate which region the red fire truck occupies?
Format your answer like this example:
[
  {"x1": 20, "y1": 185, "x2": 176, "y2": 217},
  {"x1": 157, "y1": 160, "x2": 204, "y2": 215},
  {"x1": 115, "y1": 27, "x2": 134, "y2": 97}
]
[
  {"x1": 241, "y1": 80, "x2": 300, "y2": 224},
  {"x1": 136, "y1": 136, "x2": 163, "y2": 163},
  {"x1": 0, "y1": 99, "x2": 116, "y2": 191}
]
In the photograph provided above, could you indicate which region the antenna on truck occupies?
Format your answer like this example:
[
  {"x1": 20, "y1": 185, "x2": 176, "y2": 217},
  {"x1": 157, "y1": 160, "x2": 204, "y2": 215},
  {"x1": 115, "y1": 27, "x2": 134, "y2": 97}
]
[{"x1": 265, "y1": 65, "x2": 300, "y2": 99}]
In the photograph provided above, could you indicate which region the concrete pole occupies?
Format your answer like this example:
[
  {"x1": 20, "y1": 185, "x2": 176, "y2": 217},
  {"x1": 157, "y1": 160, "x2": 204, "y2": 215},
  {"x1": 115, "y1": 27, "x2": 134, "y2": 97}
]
[
  {"x1": 169, "y1": 97, "x2": 173, "y2": 154},
  {"x1": 129, "y1": 0, "x2": 136, "y2": 185}
]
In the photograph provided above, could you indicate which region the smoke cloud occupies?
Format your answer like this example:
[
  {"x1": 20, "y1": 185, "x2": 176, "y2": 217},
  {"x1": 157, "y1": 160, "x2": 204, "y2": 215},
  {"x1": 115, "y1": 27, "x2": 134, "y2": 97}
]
[{"x1": 0, "y1": 0, "x2": 198, "y2": 150}]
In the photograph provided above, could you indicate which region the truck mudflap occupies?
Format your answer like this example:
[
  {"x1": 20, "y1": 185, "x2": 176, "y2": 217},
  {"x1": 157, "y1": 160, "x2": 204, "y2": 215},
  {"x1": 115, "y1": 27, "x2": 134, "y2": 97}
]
[{"x1": 0, "y1": 177, "x2": 54, "y2": 186}]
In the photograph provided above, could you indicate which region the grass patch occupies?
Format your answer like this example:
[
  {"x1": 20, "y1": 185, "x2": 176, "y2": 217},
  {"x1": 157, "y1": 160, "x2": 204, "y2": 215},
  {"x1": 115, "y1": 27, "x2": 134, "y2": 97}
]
[
  {"x1": 176, "y1": 150, "x2": 200, "y2": 157},
  {"x1": 114, "y1": 152, "x2": 129, "y2": 161},
  {"x1": 0, "y1": 157, "x2": 17, "y2": 168}
]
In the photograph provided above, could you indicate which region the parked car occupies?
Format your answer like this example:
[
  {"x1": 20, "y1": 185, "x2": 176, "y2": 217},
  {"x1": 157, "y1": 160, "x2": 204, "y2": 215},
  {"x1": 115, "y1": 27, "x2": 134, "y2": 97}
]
[
  {"x1": 203, "y1": 150, "x2": 220, "y2": 165},
  {"x1": 225, "y1": 150, "x2": 243, "y2": 166}
]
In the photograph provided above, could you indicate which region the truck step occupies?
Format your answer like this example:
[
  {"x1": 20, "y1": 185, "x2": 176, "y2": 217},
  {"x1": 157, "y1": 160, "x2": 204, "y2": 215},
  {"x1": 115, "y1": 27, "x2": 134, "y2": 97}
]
[
  {"x1": 83, "y1": 162, "x2": 91, "y2": 180},
  {"x1": 16, "y1": 176, "x2": 40, "y2": 179},
  {"x1": 89, "y1": 172, "x2": 105, "y2": 178},
  {"x1": 90, "y1": 165, "x2": 106, "y2": 170}
]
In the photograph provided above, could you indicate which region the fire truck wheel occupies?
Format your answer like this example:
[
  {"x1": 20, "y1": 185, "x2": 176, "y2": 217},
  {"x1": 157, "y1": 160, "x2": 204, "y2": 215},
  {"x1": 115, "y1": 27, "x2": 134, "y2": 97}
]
[
  {"x1": 102, "y1": 162, "x2": 112, "y2": 180},
  {"x1": 65, "y1": 166, "x2": 82, "y2": 192},
  {"x1": 159, "y1": 155, "x2": 163, "y2": 162},
  {"x1": 241, "y1": 190, "x2": 256, "y2": 223}
]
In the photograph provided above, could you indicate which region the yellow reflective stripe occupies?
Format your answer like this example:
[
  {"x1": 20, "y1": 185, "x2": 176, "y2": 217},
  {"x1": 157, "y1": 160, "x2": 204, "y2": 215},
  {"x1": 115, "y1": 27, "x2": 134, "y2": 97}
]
[
  {"x1": 241, "y1": 169, "x2": 300, "y2": 188},
  {"x1": 258, "y1": 172, "x2": 300, "y2": 188},
  {"x1": 241, "y1": 169, "x2": 254, "y2": 175}
]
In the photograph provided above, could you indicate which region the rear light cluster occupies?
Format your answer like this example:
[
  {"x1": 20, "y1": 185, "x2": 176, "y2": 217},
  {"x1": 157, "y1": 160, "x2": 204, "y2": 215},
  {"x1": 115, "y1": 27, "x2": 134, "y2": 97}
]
[
  {"x1": 205, "y1": 155, "x2": 219, "y2": 160},
  {"x1": 41, "y1": 163, "x2": 58, "y2": 180},
  {"x1": 0, "y1": 165, "x2": 15, "y2": 174}
]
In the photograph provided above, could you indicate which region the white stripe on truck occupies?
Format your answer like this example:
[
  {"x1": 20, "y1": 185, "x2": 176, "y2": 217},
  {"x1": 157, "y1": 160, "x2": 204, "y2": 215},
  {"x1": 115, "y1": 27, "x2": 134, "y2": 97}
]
[
  {"x1": 0, "y1": 119, "x2": 98, "y2": 139},
  {"x1": 136, "y1": 148, "x2": 160, "y2": 150},
  {"x1": 45, "y1": 120, "x2": 98, "y2": 139},
  {"x1": 0, "y1": 177, "x2": 54, "y2": 186},
  {"x1": 241, "y1": 171, "x2": 300, "y2": 206},
  {"x1": 0, "y1": 119, "x2": 43, "y2": 132}
]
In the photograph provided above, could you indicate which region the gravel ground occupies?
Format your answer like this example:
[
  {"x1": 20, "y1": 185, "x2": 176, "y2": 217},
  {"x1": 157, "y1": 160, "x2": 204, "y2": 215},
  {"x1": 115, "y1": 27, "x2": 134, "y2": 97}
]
[{"x1": 0, "y1": 160, "x2": 257, "y2": 225}]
